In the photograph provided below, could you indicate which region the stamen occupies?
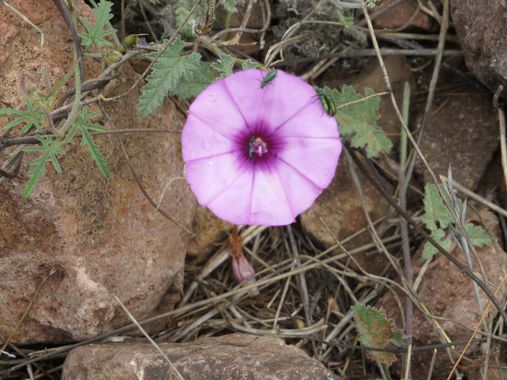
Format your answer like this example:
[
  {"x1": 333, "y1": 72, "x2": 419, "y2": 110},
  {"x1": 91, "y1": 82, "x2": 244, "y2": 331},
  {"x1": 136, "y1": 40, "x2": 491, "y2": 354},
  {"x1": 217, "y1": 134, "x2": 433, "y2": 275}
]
[{"x1": 248, "y1": 136, "x2": 268, "y2": 158}]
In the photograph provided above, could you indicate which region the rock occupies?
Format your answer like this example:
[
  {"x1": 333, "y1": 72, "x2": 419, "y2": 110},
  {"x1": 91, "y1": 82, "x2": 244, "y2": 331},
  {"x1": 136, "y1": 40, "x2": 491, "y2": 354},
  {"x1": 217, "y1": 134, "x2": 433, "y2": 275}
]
[
  {"x1": 186, "y1": 207, "x2": 233, "y2": 262},
  {"x1": 62, "y1": 333, "x2": 336, "y2": 380},
  {"x1": 301, "y1": 159, "x2": 392, "y2": 275},
  {"x1": 415, "y1": 81, "x2": 498, "y2": 190},
  {"x1": 451, "y1": 0, "x2": 507, "y2": 96},
  {"x1": 0, "y1": 0, "x2": 195, "y2": 343},
  {"x1": 372, "y1": 0, "x2": 436, "y2": 31},
  {"x1": 377, "y1": 210, "x2": 507, "y2": 379}
]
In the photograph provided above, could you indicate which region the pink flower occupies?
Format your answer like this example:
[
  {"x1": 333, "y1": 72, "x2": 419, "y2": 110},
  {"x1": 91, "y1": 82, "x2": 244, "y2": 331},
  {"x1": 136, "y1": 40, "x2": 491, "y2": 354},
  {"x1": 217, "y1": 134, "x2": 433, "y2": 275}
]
[{"x1": 182, "y1": 69, "x2": 342, "y2": 226}]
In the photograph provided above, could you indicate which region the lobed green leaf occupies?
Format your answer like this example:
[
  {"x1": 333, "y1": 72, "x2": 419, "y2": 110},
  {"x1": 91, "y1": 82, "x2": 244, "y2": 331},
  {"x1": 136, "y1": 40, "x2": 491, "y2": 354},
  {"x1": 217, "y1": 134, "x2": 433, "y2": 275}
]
[
  {"x1": 354, "y1": 304, "x2": 403, "y2": 366},
  {"x1": 326, "y1": 85, "x2": 391, "y2": 158}
]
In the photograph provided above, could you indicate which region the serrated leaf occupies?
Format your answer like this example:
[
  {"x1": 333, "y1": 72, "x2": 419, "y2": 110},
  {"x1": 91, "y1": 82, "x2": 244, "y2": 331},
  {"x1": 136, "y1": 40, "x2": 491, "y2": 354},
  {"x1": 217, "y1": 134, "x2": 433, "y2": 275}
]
[
  {"x1": 22, "y1": 136, "x2": 65, "y2": 198},
  {"x1": 70, "y1": 107, "x2": 109, "y2": 177},
  {"x1": 1, "y1": 97, "x2": 45, "y2": 133},
  {"x1": 211, "y1": 54, "x2": 236, "y2": 78},
  {"x1": 327, "y1": 85, "x2": 391, "y2": 157},
  {"x1": 354, "y1": 304, "x2": 400, "y2": 365},
  {"x1": 421, "y1": 184, "x2": 453, "y2": 231},
  {"x1": 172, "y1": 60, "x2": 214, "y2": 98},
  {"x1": 350, "y1": 124, "x2": 392, "y2": 158},
  {"x1": 138, "y1": 41, "x2": 212, "y2": 116},
  {"x1": 464, "y1": 223, "x2": 492, "y2": 247},
  {"x1": 241, "y1": 59, "x2": 261, "y2": 70},
  {"x1": 423, "y1": 228, "x2": 452, "y2": 260},
  {"x1": 80, "y1": 0, "x2": 115, "y2": 49}
]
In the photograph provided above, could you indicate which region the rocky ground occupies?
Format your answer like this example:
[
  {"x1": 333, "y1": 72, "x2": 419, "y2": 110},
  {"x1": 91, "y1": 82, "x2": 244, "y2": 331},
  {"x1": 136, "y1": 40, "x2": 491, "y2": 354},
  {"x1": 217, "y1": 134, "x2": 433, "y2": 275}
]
[{"x1": 1, "y1": 0, "x2": 507, "y2": 379}]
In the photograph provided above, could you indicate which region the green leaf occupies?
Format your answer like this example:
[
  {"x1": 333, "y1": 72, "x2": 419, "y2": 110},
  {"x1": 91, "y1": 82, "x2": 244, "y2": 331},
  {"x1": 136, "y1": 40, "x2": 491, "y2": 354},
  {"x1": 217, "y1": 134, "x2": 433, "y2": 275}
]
[
  {"x1": 172, "y1": 60, "x2": 214, "y2": 99},
  {"x1": 1, "y1": 97, "x2": 45, "y2": 133},
  {"x1": 22, "y1": 136, "x2": 65, "y2": 198},
  {"x1": 211, "y1": 54, "x2": 236, "y2": 78},
  {"x1": 241, "y1": 59, "x2": 261, "y2": 70},
  {"x1": 464, "y1": 223, "x2": 492, "y2": 247},
  {"x1": 422, "y1": 228, "x2": 452, "y2": 260},
  {"x1": 327, "y1": 85, "x2": 391, "y2": 158},
  {"x1": 70, "y1": 107, "x2": 109, "y2": 177},
  {"x1": 138, "y1": 40, "x2": 212, "y2": 116},
  {"x1": 80, "y1": 0, "x2": 115, "y2": 49},
  {"x1": 350, "y1": 124, "x2": 392, "y2": 158},
  {"x1": 354, "y1": 304, "x2": 401, "y2": 366},
  {"x1": 421, "y1": 184, "x2": 453, "y2": 231}
]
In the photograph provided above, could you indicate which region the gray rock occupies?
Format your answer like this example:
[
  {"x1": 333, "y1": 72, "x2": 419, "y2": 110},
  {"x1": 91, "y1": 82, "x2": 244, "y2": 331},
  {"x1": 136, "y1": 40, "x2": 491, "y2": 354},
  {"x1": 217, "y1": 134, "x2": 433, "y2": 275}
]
[
  {"x1": 451, "y1": 0, "x2": 507, "y2": 95},
  {"x1": 62, "y1": 333, "x2": 336, "y2": 380}
]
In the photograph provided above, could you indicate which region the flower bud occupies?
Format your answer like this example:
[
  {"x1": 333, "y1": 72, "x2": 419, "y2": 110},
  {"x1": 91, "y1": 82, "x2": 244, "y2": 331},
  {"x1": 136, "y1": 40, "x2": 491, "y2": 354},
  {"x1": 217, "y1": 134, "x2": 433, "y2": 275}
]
[{"x1": 231, "y1": 251, "x2": 255, "y2": 283}]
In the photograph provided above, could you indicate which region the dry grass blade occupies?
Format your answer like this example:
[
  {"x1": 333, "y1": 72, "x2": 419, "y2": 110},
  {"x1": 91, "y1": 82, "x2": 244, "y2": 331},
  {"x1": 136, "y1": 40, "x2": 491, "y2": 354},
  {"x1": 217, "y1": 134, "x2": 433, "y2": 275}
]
[{"x1": 113, "y1": 295, "x2": 185, "y2": 380}]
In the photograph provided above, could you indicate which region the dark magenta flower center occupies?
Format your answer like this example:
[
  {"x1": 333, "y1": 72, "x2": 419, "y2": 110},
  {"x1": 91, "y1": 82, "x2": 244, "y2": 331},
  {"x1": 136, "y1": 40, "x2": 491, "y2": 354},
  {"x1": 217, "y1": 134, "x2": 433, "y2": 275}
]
[{"x1": 248, "y1": 136, "x2": 268, "y2": 158}]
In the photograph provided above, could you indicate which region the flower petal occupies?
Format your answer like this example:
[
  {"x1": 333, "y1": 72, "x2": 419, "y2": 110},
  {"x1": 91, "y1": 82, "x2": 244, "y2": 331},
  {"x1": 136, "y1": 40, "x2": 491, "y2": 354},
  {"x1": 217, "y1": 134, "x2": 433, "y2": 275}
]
[
  {"x1": 185, "y1": 152, "x2": 245, "y2": 206},
  {"x1": 223, "y1": 69, "x2": 317, "y2": 130},
  {"x1": 188, "y1": 79, "x2": 247, "y2": 137},
  {"x1": 249, "y1": 168, "x2": 294, "y2": 226},
  {"x1": 276, "y1": 137, "x2": 342, "y2": 189},
  {"x1": 274, "y1": 159, "x2": 323, "y2": 216},
  {"x1": 274, "y1": 100, "x2": 339, "y2": 139},
  {"x1": 182, "y1": 114, "x2": 240, "y2": 161},
  {"x1": 259, "y1": 70, "x2": 317, "y2": 129},
  {"x1": 223, "y1": 69, "x2": 266, "y2": 127},
  {"x1": 206, "y1": 168, "x2": 254, "y2": 225}
]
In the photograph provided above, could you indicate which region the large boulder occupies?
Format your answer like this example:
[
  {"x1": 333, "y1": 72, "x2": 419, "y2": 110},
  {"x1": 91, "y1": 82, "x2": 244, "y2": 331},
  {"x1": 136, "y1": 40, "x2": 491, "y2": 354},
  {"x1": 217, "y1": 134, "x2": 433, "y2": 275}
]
[{"x1": 0, "y1": 0, "x2": 195, "y2": 343}]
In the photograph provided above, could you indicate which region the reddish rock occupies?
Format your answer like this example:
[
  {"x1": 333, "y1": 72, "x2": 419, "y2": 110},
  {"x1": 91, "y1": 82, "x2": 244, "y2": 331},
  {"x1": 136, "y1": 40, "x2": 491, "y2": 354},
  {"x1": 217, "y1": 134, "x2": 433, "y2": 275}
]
[
  {"x1": 372, "y1": 0, "x2": 436, "y2": 31},
  {"x1": 62, "y1": 333, "x2": 336, "y2": 380},
  {"x1": 301, "y1": 159, "x2": 392, "y2": 275},
  {"x1": 415, "y1": 82, "x2": 498, "y2": 190},
  {"x1": 451, "y1": 0, "x2": 507, "y2": 96},
  {"x1": 377, "y1": 211, "x2": 507, "y2": 379},
  {"x1": 0, "y1": 0, "x2": 195, "y2": 343}
]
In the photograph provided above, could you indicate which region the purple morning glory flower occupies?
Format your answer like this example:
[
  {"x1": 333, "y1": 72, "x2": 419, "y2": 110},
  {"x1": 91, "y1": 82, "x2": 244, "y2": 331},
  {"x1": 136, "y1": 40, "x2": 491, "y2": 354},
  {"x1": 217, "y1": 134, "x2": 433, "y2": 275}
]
[{"x1": 182, "y1": 69, "x2": 342, "y2": 226}]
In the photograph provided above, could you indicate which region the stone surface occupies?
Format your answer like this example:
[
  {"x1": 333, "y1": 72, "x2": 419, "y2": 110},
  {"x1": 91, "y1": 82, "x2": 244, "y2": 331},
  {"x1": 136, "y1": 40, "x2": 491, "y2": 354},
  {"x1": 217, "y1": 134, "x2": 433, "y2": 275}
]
[
  {"x1": 377, "y1": 210, "x2": 507, "y2": 379},
  {"x1": 301, "y1": 159, "x2": 392, "y2": 275},
  {"x1": 0, "y1": 0, "x2": 195, "y2": 343},
  {"x1": 415, "y1": 82, "x2": 498, "y2": 190},
  {"x1": 186, "y1": 207, "x2": 233, "y2": 262},
  {"x1": 372, "y1": 0, "x2": 436, "y2": 31},
  {"x1": 451, "y1": 0, "x2": 507, "y2": 96},
  {"x1": 62, "y1": 333, "x2": 336, "y2": 380}
]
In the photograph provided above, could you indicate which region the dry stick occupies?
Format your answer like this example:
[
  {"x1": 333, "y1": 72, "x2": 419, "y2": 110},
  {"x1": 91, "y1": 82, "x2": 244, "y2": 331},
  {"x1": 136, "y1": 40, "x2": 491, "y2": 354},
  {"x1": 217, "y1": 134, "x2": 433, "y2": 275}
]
[
  {"x1": 1, "y1": 128, "x2": 180, "y2": 149},
  {"x1": 402, "y1": 0, "x2": 449, "y2": 194},
  {"x1": 98, "y1": 102, "x2": 195, "y2": 237},
  {"x1": 496, "y1": 86, "x2": 507, "y2": 192},
  {"x1": 52, "y1": 0, "x2": 85, "y2": 81},
  {"x1": 2, "y1": 1, "x2": 44, "y2": 47},
  {"x1": 113, "y1": 295, "x2": 185, "y2": 380},
  {"x1": 348, "y1": 147, "x2": 507, "y2": 324},
  {"x1": 120, "y1": 0, "x2": 125, "y2": 43},
  {"x1": 399, "y1": 82, "x2": 413, "y2": 378}
]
